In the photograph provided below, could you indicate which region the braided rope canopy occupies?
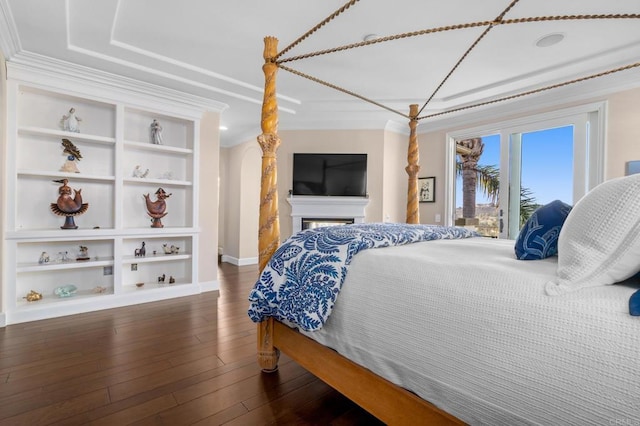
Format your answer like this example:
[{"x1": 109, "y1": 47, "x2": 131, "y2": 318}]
[{"x1": 272, "y1": 0, "x2": 640, "y2": 121}]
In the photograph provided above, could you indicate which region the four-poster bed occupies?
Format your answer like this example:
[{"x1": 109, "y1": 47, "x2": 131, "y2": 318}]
[{"x1": 251, "y1": 1, "x2": 640, "y2": 424}]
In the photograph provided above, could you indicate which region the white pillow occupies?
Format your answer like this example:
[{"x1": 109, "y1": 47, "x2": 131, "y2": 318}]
[{"x1": 545, "y1": 174, "x2": 640, "y2": 296}]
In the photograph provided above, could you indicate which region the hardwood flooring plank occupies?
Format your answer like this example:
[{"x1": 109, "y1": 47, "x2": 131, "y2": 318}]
[{"x1": 0, "y1": 263, "x2": 385, "y2": 425}]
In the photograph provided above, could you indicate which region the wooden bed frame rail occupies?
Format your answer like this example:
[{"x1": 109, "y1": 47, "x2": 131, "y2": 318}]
[{"x1": 271, "y1": 320, "x2": 464, "y2": 425}]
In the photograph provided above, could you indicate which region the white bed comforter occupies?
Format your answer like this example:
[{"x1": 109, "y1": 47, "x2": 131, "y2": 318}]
[{"x1": 301, "y1": 238, "x2": 640, "y2": 425}]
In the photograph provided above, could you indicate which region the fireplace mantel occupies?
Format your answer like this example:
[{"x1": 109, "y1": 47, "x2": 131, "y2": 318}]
[{"x1": 287, "y1": 196, "x2": 370, "y2": 234}]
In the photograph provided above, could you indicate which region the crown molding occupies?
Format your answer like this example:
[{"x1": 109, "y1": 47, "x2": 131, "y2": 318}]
[
  {"x1": 7, "y1": 51, "x2": 228, "y2": 116},
  {"x1": 417, "y1": 65, "x2": 640, "y2": 134},
  {"x1": 0, "y1": 0, "x2": 20, "y2": 58}
]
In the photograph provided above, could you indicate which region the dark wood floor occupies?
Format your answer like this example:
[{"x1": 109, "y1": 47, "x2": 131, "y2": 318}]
[{"x1": 0, "y1": 263, "x2": 384, "y2": 425}]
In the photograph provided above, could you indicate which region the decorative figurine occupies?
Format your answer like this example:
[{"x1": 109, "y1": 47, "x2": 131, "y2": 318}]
[
  {"x1": 135, "y1": 282, "x2": 145, "y2": 288},
  {"x1": 60, "y1": 108, "x2": 82, "y2": 132},
  {"x1": 50, "y1": 179, "x2": 89, "y2": 229},
  {"x1": 160, "y1": 171, "x2": 173, "y2": 180},
  {"x1": 93, "y1": 286, "x2": 107, "y2": 293},
  {"x1": 54, "y1": 285, "x2": 77, "y2": 298},
  {"x1": 38, "y1": 252, "x2": 50, "y2": 264},
  {"x1": 169, "y1": 276, "x2": 175, "y2": 284},
  {"x1": 60, "y1": 138, "x2": 82, "y2": 173},
  {"x1": 132, "y1": 165, "x2": 149, "y2": 178},
  {"x1": 58, "y1": 251, "x2": 70, "y2": 262},
  {"x1": 150, "y1": 119, "x2": 163, "y2": 145},
  {"x1": 77, "y1": 245, "x2": 90, "y2": 261},
  {"x1": 24, "y1": 290, "x2": 43, "y2": 302},
  {"x1": 162, "y1": 244, "x2": 179, "y2": 254},
  {"x1": 144, "y1": 187, "x2": 171, "y2": 228},
  {"x1": 134, "y1": 242, "x2": 146, "y2": 257},
  {"x1": 158, "y1": 274, "x2": 166, "y2": 283}
]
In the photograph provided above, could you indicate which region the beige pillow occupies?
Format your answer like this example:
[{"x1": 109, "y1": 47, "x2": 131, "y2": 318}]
[{"x1": 545, "y1": 174, "x2": 640, "y2": 296}]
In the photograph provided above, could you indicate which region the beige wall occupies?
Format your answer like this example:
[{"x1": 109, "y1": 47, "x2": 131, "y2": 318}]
[
  {"x1": 220, "y1": 129, "x2": 402, "y2": 262},
  {"x1": 198, "y1": 111, "x2": 221, "y2": 289},
  {"x1": 606, "y1": 87, "x2": 640, "y2": 178},
  {"x1": 0, "y1": 51, "x2": 6, "y2": 323},
  {"x1": 382, "y1": 129, "x2": 410, "y2": 223},
  {"x1": 219, "y1": 141, "x2": 261, "y2": 264},
  {"x1": 277, "y1": 129, "x2": 386, "y2": 238},
  {"x1": 219, "y1": 86, "x2": 640, "y2": 264},
  {"x1": 417, "y1": 129, "x2": 448, "y2": 225}
]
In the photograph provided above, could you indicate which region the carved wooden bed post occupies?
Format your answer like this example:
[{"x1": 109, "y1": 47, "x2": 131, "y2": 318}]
[
  {"x1": 405, "y1": 104, "x2": 420, "y2": 224},
  {"x1": 257, "y1": 36, "x2": 281, "y2": 372}
]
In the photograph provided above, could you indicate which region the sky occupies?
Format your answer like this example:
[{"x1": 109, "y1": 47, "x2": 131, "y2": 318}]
[{"x1": 455, "y1": 125, "x2": 574, "y2": 208}]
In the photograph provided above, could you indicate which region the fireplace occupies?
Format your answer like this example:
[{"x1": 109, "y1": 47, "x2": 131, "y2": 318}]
[
  {"x1": 287, "y1": 196, "x2": 369, "y2": 234},
  {"x1": 302, "y1": 217, "x2": 355, "y2": 230}
]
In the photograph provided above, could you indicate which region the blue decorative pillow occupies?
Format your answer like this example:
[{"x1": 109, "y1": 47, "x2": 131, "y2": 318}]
[
  {"x1": 630, "y1": 289, "x2": 640, "y2": 316},
  {"x1": 515, "y1": 200, "x2": 572, "y2": 260}
]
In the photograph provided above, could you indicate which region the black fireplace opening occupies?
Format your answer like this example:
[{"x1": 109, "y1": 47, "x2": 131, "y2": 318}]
[{"x1": 302, "y1": 217, "x2": 355, "y2": 230}]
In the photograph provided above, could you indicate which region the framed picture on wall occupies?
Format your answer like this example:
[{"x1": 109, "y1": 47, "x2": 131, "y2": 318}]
[{"x1": 418, "y1": 176, "x2": 435, "y2": 203}]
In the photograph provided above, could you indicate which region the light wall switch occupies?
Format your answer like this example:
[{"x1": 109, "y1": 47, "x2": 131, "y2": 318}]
[{"x1": 435, "y1": 214, "x2": 441, "y2": 223}]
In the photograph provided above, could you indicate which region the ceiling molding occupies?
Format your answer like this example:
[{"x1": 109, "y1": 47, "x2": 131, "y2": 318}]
[
  {"x1": 417, "y1": 67, "x2": 640, "y2": 134},
  {"x1": 0, "y1": 0, "x2": 20, "y2": 58},
  {"x1": 7, "y1": 51, "x2": 229, "y2": 114}
]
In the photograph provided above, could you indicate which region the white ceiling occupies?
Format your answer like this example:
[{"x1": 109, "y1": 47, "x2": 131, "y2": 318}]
[{"x1": 1, "y1": 0, "x2": 639, "y2": 146}]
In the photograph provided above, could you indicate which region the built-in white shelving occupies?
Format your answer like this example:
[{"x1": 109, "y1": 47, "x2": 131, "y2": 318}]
[{"x1": 3, "y1": 78, "x2": 203, "y2": 324}]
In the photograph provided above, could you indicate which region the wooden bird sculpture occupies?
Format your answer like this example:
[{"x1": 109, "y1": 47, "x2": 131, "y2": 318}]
[
  {"x1": 144, "y1": 187, "x2": 171, "y2": 228},
  {"x1": 50, "y1": 179, "x2": 89, "y2": 229}
]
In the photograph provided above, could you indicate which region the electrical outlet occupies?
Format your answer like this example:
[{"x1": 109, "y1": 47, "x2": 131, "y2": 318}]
[
  {"x1": 435, "y1": 214, "x2": 441, "y2": 223},
  {"x1": 131, "y1": 263, "x2": 138, "y2": 271}
]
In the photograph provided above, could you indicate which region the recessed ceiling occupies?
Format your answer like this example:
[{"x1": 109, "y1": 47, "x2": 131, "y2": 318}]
[{"x1": 1, "y1": 0, "x2": 639, "y2": 146}]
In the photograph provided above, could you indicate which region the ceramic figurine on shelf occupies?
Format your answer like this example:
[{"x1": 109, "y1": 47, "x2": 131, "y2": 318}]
[
  {"x1": 54, "y1": 284, "x2": 77, "y2": 298},
  {"x1": 169, "y1": 276, "x2": 175, "y2": 284},
  {"x1": 132, "y1": 165, "x2": 149, "y2": 178},
  {"x1": 144, "y1": 187, "x2": 171, "y2": 228},
  {"x1": 38, "y1": 252, "x2": 50, "y2": 264},
  {"x1": 50, "y1": 178, "x2": 89, "y2": 229},
  {"x1": 158, "y1": 274, "x2": 166, "y2": 283},
  {"x1": 150, "y1": 119, "x2": 163, "y2": 145},
  {"x1": 60, "y1": 107, "x2": 82, "y2": 132},
  {"x1": 60, "y1": 138, "x2": 82, "y2": 173},
  {"x1": 77, "y1": 245, "x2": 90, "y2": 261},
  {"x1": 24, "y1": 290, "x2": 43, "y2": 302},
  {"x1": 134, "y1": 242, "x2": 146, "y2": 257}
]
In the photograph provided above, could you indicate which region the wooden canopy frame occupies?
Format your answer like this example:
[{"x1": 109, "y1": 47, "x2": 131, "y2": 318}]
[{"x1": 254, "y1": 2, "x2": 640, "y2": 423}]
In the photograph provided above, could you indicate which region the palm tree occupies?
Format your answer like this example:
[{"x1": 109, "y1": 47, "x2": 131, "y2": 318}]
[{"x1": 456, "y1": 162, "x2": 538, "y2": 229}]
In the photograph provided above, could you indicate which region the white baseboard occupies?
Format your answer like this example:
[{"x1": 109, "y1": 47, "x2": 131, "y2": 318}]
[
  {"x1": 221, "y1": 255, "x2": 258, "y2": 266},
  {"x1": 0, "y1": 312, "x2": 6, "y2": 328}
]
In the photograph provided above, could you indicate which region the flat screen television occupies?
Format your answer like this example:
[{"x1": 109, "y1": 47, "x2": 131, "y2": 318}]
[{"x1": 292, "y1": 153, "x2": 367, "y2": 197}]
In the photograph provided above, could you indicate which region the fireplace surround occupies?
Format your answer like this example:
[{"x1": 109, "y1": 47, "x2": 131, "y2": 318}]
[{"x1": 287, "y1": 196, "x2": 370, "y2": 234}]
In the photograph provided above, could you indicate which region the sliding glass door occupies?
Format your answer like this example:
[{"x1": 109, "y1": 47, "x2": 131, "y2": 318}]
[{"x1": 446, "y1": 103, "x2": 604, "y2": 239}]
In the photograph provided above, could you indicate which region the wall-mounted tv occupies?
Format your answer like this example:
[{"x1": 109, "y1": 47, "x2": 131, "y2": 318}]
[{"x1": 292, "y1": 153, "x2": 367, "y2": 197}]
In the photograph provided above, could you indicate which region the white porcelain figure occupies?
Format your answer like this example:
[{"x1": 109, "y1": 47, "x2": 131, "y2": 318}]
[
  {"x1": 150, "y1": 119, "x2": 163, "y2": 144},
  {"x1": 61, "y1": 108, "x2": 82, "y2": 132}
]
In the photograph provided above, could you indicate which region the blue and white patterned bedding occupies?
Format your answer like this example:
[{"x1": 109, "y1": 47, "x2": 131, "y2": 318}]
[{"x1": 247, "y1": 223, "x2": 479, "y2": 331}]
